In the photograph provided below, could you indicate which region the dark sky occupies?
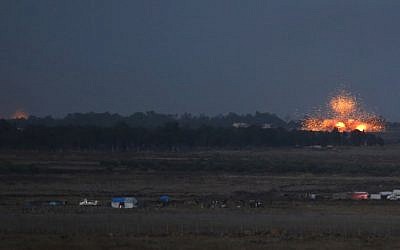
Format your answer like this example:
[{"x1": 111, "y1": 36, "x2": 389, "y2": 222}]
[{"x1": 2, "y1": 1, "x2": 400, "y2": 120}]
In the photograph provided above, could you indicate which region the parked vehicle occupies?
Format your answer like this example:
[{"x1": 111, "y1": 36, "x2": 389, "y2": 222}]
[
  {"x1": 379, "y1": 191, "x2": 392, "y2": 199},
  {"x1": 387, "y1": 194, "x2": 400, "y2": 200},
  {"x1": 249, "y1": 200, "x2": 264, "y2": 208},
  {"x1": 384, "y1": 190, "x2": 400, "y2": 200},
  {"x1": 79, "y1": 198, "x2": 99, "y2": 206},
  {"x1": 369, "y1": 194, "x2": 381, "y2": 200},
  {"x1": 351, "y1": 192, "x2": 369, "y2": 200}
]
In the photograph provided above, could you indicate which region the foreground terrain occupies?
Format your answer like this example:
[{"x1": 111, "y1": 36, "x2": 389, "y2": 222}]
[{"x1": 1, "y1": 145, "x2": 400, "y2": 249}]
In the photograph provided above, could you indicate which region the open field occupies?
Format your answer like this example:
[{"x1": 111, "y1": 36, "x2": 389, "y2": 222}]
[
  {"x1": 1, "y1": 144, "x2": 399, "y2": 175},
  {"x1": 2, "y1": 146, "x2": 400, "y2": 249}
]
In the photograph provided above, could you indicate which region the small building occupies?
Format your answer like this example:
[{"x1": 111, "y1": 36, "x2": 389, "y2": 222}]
[
  {"x1": 111, "y1": 197, "x2": 138, "y2": 208},
  {"x1": 393, "y1": 189, "x2": 400, "y2": 195},
  {"x1": 232, "y1": 122, "x2": 250, "y2": 128}
]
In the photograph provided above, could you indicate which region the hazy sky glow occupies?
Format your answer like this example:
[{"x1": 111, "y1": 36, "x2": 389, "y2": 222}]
[{"x1": 2, "y1": 0, "x2": 400, "y2": 120}]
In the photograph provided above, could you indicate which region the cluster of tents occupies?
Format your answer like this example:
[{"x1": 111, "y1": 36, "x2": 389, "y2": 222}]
[
  {"x1": 92, "y1": 195, "x2": 171, "y2": 208},
  {"x1": 25, "y1": 195, "x2": 171, "y2": 208}
]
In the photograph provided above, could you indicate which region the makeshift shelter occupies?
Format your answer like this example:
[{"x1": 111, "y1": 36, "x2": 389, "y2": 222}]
[
  {"x1": 111, "y1": 197, "x2": 138, "y2": 208},
  {"x1": 159, "y1": 195, "x2": 170, "y2": 206}
]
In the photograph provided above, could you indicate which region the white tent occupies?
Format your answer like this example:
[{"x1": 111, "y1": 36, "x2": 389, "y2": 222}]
[{"x1": 111, "y1": 197, "x2": 138, "y2": 208}]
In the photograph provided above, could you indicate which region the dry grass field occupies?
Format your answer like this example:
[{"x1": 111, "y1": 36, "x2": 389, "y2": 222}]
[{"x1": 2, "y1": 145, "x2": 400, "y2": 249}]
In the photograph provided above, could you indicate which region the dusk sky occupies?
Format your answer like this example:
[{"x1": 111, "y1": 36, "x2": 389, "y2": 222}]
[{"x1": 2, "y1": 1, "x2": 400, "y2": 120}]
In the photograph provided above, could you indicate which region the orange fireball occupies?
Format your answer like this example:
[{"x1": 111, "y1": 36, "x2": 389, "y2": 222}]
[
  {"x1": 302, "y1": 90, "x2": 384, "y2": 133},
  {"x1": 330, "y1": 95, "x2": 357, "y2": 116}
]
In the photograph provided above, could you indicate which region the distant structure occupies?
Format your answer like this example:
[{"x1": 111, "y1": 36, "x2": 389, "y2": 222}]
[
  {"x1": 26, "y1": 200, "x2": 66, "y2": 207},
  {"x1": 232, "y1": 122, "x2": 250, "y2": 128},
  {"x1": 232, "y1": 122, "x2": 273, "y2": 129},
  {"x1": 262, "y1": 123, "x2": 272, "y2": 129}
]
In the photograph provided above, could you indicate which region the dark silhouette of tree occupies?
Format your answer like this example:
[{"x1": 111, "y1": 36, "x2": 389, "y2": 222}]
[{"x1": 0, "y1": 120, "x2": 383, "y2": 151}]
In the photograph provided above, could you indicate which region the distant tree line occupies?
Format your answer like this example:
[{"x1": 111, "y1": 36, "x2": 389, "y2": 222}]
[
  {"x1": 10, "y1": 111, "x2": 288, "y2": 129},
  {"x1": 0, "y1": 120, "x2": 384, "y2": 151}
]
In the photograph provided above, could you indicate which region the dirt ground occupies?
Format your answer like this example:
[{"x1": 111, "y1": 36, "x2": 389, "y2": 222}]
[{"x1": 2, "y1": 147, "x2": 400, "y2": 249}]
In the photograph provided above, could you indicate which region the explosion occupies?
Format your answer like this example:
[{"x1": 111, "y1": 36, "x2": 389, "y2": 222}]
[
  {"x1": 330, "y1": 95, "x2": 356, "y2": 116},
  {"x1": 11, "y1": 109, "x2": 29, "y2": 120},
  {"x1": 302, "y1": 90, "x2": 384, "y2": 132}
]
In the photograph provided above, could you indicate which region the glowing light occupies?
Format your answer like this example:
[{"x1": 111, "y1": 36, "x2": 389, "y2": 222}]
[
  {"x1": 302, "y1": 90, "x2": 384, "y2": 133},
  {"x1": 355, "y1": 124, "x2": 367, "y2": 132},
  {"x1": 330, "y1": 95, "x2": 357, "y2": 116},
  {"x1": 335, "y1": 121, "x2": 346, "y2": 132},
  {"x1": 12, "y1": 110, "x2": 28, "y2": 120}
]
